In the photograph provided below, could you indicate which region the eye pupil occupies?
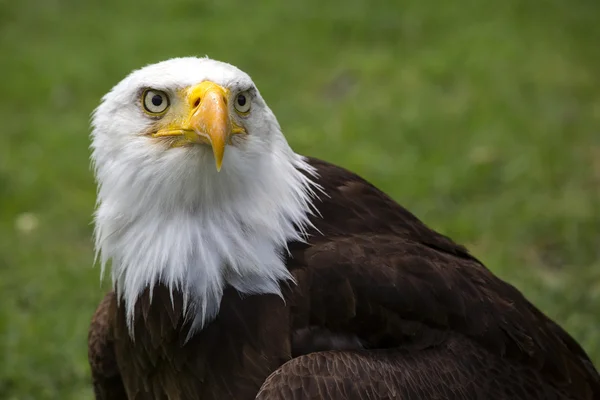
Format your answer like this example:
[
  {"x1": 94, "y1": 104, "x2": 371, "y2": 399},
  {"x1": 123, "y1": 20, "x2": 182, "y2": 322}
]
[
  {"x1": 237, "y1": 94, "x2": 246, "y2": 107},
  {"x1": 151, "y1": 94, "x2": 163, "y2": 107}
]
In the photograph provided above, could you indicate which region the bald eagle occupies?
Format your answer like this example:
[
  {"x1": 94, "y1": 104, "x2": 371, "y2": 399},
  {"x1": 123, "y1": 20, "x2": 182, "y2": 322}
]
[{"x1": 88, "y1": 57, "x2": 599, "y2": 400}]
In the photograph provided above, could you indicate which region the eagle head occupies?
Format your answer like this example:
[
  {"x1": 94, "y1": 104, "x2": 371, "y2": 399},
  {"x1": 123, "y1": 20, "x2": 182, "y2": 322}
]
[{"x1": 90, "y1": 57, "x2": 318, "y2": 336}]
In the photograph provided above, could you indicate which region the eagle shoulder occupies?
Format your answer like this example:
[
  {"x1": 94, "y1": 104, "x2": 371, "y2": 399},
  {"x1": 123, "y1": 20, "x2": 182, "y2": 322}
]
[{"x1": 265, "y1": 157, "x2": 600, "y2": 399}]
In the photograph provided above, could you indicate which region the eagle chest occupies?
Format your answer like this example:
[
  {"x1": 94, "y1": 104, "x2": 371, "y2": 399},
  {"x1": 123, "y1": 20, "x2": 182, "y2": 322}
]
[{"x1": 110, "y1": 285, "x2": 293, "y2": 400}]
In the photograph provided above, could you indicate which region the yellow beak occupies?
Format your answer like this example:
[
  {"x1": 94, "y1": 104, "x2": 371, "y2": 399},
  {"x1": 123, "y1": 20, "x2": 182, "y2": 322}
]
[
  {"x1": 152, "y1": 81, "x2": 246, "y2": 171},
  {"x1": 186, "y1": 82, "x2": 230, "y2": 171}
]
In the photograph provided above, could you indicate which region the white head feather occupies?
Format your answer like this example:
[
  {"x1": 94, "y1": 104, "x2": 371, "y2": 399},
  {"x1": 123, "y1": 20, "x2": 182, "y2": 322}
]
[{"x1": 90, "y1": 57, "x2": 319, "y2": 337}]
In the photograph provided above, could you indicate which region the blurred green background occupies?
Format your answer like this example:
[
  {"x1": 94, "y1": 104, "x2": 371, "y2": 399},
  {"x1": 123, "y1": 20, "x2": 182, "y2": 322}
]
[{"x1": 1, "y1": 0, "x2": 599, "y2": 398}]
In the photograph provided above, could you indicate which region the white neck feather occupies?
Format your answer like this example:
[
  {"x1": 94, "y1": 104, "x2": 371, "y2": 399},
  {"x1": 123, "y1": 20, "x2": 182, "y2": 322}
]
[{"x1": 92, "y1": 135, "x2": 319, "y2": 338}]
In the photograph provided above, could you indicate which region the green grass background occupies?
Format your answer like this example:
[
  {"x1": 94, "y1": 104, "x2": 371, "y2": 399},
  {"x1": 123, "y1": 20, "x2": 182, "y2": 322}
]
[{"x1": 1, "y1": 0, "x2": 599, "y2": 398}]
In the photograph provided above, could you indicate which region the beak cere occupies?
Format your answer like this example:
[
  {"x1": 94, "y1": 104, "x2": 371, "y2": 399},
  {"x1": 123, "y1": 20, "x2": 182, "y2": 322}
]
[{"x1": 186, "y1": 82, "x2": 232, "y2": 171}]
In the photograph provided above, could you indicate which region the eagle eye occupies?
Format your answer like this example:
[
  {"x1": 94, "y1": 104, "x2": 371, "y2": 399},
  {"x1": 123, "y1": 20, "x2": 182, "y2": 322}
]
[
  {"x1": 234, "y1": 91, "x2": 251, "y2": 114},
  {"x1": 142, "y1": 89, "x2": 170, "y2": 115}
]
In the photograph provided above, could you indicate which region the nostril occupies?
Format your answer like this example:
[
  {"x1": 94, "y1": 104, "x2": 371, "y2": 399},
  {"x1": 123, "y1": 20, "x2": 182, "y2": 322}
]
[{"x1": 193, "y1": 99, "x2": 201, "y2": 108}]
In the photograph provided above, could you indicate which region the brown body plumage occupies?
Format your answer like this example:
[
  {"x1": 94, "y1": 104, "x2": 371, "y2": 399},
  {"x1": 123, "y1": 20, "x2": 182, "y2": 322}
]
[{"x1": 88, "y1": 158, "x2": 600, "y2": 400}]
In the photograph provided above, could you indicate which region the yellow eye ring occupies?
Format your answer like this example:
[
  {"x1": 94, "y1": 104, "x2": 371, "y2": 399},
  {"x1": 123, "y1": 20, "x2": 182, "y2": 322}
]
[
  {"x1": 142, "y1": 89, "x2": 170, "y2": 115},
  {"x1": 234, "y1": 91, "x2": 251, "y2": 114}
]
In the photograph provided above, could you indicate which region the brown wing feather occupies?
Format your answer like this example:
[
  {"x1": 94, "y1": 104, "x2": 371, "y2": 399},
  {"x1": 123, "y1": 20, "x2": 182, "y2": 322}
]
[
  {"x1": 88, "y1": 291, "x2": 127, "y2": 400},
  {"x1": 258, "y1": 336, "x2": 587, "y2": 400},
  {"x1": 277, "y1": 236, "x2": 599, "y2": 399},
  {"x1": 257, "y1": 157, "x2": 600, "y2": 399}
]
